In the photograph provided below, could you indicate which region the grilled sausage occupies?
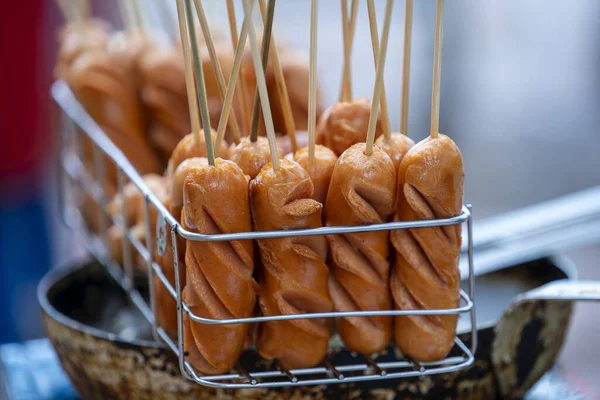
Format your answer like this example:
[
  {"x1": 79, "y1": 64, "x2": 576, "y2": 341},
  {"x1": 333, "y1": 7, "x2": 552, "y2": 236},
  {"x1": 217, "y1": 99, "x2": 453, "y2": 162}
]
[
  {"x1": 250, "y1": 159, "x2": 333, "y2": 369},
  {"x1": 55, "y1": 19, "x2": 111, "y2": 79},
  {"x1": 374, "y1": 132, "x2": 415, "y2": 170},
  {"x1": 151, "y1": 158, "x2": 209, "y2": 337},
  {"x1": 229, "y1": 136, "x2": 279, "y2": 179},
  {"x1": 106, "y1": 175, "x2": 167, "y2": 274},
  {"x1": 316, "y1": 98, "x2": 383, "y2": 156},
  {"x1": 167, "y1": 131, "x2": 230, "y2": 176},
  {"x1": 390, "y1": 134, "x2": 464, "y2": 361},
  {"x1": 181, "y1": 159, "x2": 258, "y2": 374},
  {"x1": 324, "y1": 143, "x2": 396, "y2": 354},
  {"x1": 107, "y1": 174, "x2": 164, "y2": 227},
  {"x1": 67, "y1": 48, "x2": 162, "y2": 181},
  {"x1": 292, "y1": 145, "x2": 337, "y2": 204},
  {"x1": 138, "y1": 47, "x2": 191, "y2": 164}
]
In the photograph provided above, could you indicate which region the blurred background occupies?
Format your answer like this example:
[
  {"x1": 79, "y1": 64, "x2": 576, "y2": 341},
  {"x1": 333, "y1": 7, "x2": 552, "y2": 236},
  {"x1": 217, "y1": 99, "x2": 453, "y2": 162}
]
[{"x1": 1, "y1": 0, "x2": 599, "y2": 396}]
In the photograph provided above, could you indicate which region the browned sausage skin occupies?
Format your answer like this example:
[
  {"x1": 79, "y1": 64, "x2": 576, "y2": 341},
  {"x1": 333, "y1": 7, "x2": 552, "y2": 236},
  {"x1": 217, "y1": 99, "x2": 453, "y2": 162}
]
[
  {"x1": 316, "y1": 98, "x2": 382, "y2": 156},
  {"x1": 138, "y1": 47, "x2": 191, "y2": 164},
  {"x1": 250, "y1": 159, "x2": 333, "y2": 369},
  {"x1": 55, "y1": 19, "x2": 111, "y2": 80},
  {"x1": 292, "y1": 145, "x2": 337, "y2": 204},
  {"x1": 153, "y1": 157, "x2": 208, "y2": 338},
  {"x1": 229, "y1": 136, "x2": 277, "y2": 179},
  {"x1": 167, "y1": 131, "x2": 229, "y2": 176},
  {"x1": 324, "y1": 143, "x2": 396, "y2": 354},
  {"x1": 390, "y1": 134, "x2": 464, "y2": 361},
  {"x1": 374, "y1": 132, "x2": 415, "y2": 170},
  {"x1": 181, "y1": 159, "x2": 258, "y2": 374}
]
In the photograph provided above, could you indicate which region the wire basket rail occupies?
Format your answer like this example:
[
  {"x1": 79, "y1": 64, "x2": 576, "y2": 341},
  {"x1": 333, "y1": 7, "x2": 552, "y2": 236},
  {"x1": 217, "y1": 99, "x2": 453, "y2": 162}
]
[{"x1": 53, "y1": 80, "x2": 477, "y2": 389}]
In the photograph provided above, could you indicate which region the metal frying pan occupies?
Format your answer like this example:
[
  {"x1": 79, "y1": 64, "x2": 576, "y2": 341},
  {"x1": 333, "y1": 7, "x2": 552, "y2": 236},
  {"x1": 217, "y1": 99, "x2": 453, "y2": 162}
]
[
  {"x1": 39, "y1": 187, "x2": 600, "y2": 399},
  {"x1": 38, "y1": 255, "x2": 596, "y2": 400}
]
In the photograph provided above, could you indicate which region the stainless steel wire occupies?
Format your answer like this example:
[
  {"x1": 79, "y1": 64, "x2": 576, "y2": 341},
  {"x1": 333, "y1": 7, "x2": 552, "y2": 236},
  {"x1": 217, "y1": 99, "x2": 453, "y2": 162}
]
[{"x1": 53, "y1": 80, "x2": 477, "y2": 389}]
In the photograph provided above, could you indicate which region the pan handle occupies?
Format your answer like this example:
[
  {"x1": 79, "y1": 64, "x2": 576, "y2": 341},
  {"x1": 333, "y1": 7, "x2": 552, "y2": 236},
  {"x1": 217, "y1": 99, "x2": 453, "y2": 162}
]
[
  {"x1": 492, "y1": 279, "x2": 597, "y2": 399},
  {"x1": 517, "y1": 279, "x2": 600, "y2": 302}
]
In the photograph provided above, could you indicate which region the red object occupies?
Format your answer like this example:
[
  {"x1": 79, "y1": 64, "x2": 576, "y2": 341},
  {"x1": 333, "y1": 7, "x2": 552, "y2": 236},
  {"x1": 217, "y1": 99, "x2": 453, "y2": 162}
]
[{"x1": 0, "y1": 1, "x2": 50, "y2": 184}]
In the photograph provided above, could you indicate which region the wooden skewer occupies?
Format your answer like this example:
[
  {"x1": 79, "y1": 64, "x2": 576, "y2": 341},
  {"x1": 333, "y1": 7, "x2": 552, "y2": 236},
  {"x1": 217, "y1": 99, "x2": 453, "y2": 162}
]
[
  {"x1": 338, "y1": 0, "x2": 358, "y2": 103},
  {"x1": 258, "y1": 0, "x2": 297, "y2": 152},
  {"x1": 430, "y1": 0, "x2": 443, "y2": 139},
  {"x1": 366, "y1": 0, "x2": 391, "y2": 140},
  {"x1": 226, "y1": 0, "x2": 239, "y2": 46},
  {"x1": 73, "y1": 0, "x2": 85, "y2": 32},
  {"x1": 78, "y1": 0, "x2": 90, "y2": 19},
  {"x1": 308, "y1": 0, "x2": 318, "y2": 163},
  {"x1": 242, "y1": 0, "x2": 279, "y2": 171},
  {"x1": 249, "y1": 0, "x2": 276, "y2": 143},
  {"x1": 193, "y1": 0, "x2": 242, "y2": 144},
  {"x1": 56, "y1": 0, "x2": 74, "y2": 22},
  {"x1": 130, "y1": 0, "x2": 144, "y2": 32},
  {"x1": 59, "y1": 0, "x2": 87, "y2": 42},
  {"x1": 185, "y1": 0, "x2": 216, "y2": 164},
  {"x1": 347, "y1": 0, "x2": 358, "y2": 102},
  {"x1": 56, "y1": 0, "x2": 85, "y2": 27},
  {"x1": 365, "y1": 0, "x2": 394, "y2": 156},
  {"x1": 348, "y1": 0, "x2": 359, "y2": 49},
  {"x1": 175, "y1": 0, "x2": 203, "y2": 149},
  {"x1": 226, "y1": 0, "x2": 251, "y2": 132},
  {"x1": 74, "y1": 0, "x2": 89, "y2": 22},
  {"x1": 339, "y1": 0, "x2": 350, "y2": 102},
  {"x1": 216, "y1": 8, "x2": 252, "y2": 150},
  {"x1": 401, "y1": 0, "x2": 413, "y2": 135}
]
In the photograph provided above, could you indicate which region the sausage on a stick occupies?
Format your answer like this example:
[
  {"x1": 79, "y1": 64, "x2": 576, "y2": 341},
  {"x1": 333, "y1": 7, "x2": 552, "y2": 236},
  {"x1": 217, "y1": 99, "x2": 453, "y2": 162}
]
[
  {"x1": 390, "y1": 0, "x2": 464, "y2": 362},
  {"x1": 323, "y1": 0, "x2": 396, "y2": 355},
  {"x1": 182, "y1": 160, "x2": 257, "y2": 373},
  {"x1": 251, "y1": 159, "x2": 333, "y2": 369}
]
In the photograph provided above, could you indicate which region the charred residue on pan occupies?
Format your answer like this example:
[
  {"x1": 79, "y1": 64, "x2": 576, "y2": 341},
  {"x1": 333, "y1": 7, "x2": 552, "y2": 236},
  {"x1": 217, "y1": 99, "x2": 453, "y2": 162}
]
[
  {"x1": 40, "y1": 257, "x2": 578, "y2": 399},
  {"x1": 515, "y1": 301, "x2": 545, "y2": 387}
]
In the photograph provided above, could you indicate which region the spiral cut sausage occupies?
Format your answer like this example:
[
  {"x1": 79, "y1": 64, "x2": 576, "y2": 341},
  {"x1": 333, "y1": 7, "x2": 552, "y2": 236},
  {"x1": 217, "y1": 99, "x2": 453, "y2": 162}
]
[
  {"x1": 182, "y1": 160, "x2": 258, "y2": 374},
  {"x1": 316, "y1": 98, "x2": 383, "y2": 156},
  {"x1": 292, "y1": 145, "x2": 337, "y2": 205},
  {"x1": 250, "y1": 159, "x2": 333, "y2": 369},
  {"x1": 151, "y1": 158, "x2": 208, "y2": 337},
  {"x1": 390, "y1": 134, "x2": 464, "y2": 362},
  {"x1": 324, "y1": 143, "x2": 396, "y2": 354},
  {"x1": 138, "y1": 47, "x2": 191, "y2": 164}
]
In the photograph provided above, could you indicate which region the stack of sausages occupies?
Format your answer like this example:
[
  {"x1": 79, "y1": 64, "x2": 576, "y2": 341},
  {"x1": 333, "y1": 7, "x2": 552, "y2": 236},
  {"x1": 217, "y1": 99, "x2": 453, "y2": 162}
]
[
  {"x1": 144, "y1": 98, "x2": 464, "y2": 374},
  {"x1": 55, "y1": 16, "x2": 321, "y2": 249},
  {"x1": 56, "y1": 12, "x2": 464, "y2": 375},
  {"x1": 56, "y1": 18, "x2": 321, "y2": 173}
]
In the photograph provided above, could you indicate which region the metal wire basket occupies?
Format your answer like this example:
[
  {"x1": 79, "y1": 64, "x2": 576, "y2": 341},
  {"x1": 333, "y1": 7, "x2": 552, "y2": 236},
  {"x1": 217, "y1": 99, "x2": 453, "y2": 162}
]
[{"x1": 53, "y1": 80, "x2": 476, "y2": 389}]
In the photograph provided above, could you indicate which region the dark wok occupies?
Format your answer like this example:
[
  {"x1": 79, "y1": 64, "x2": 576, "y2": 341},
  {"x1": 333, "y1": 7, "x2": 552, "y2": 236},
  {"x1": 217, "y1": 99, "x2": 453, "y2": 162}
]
[{"x1": 39, "y1": 254, "x2": 594, "y2": 400}]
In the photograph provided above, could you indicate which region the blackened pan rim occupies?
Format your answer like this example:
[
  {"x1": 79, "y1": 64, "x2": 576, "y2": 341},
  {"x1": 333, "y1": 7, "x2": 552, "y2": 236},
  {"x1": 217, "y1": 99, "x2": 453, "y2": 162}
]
[
  {"x1": 37, "y1": 261, "x2": 165, "y2": 349},
  {"x1": 37, "y1": 255, "x2": 577, "y2": 352}
]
